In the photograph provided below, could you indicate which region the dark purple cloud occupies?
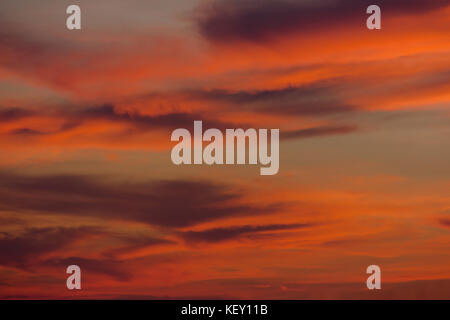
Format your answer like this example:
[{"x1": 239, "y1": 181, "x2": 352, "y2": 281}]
[
  {"x1": 438, "y1": 218, "x2": 450, "y2": 228},
  {"x1": 1, "y1": 104, "x2": 243, "y2": 138},
  {"x1": 1, "y1": 83, "x2": 357, "y2": 139},
  {"x1": 77, "y1": 104, "x2": 237, "y2": 132},
  {"x1": 188, "y1": 84, "x2": 357, "y2": 116},
  {"x1": 0, "y1": 225, "x2": 176, "y2": 280},
  {"x1": 0, "y1": 172, "x2": 283, "y2": 228},
  {"x1": 181, "y1": 223, "x2": 312, "y2": 243},
  {"x1": 195, "y1": 0, "x2": 449, "y2": 43},
  {"x1": 0, "y1": 108, "x2": 33, "y2": 123},
  {"x1": 0, "y1": 226, "x2": 99, "y2": 268}
]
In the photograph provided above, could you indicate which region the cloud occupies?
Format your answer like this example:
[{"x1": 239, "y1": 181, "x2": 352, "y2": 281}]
[
  {"x1": 77, "y1": 104, "x2": 236, "y2": 132},
  {"x1": 0, "y1": 225, "x2": 176, "y2": 280},
  {"x1": 102, "y1": 235, "x2": 175, "y2": 258},
  {"x1": 438, "y1": 218, "x2": 450, "y2": 228},
  {"x1": 0, "y1": 226, "x2": 99, "y2": 268},
  {"x1": 0, "y1": 172, "x2": 283, "y2": 228},
  {"x1": 43, "y1": 257, "x2": 132, "y2": 282},
  {"x1": 189, "y1": 84, "x2": 357, "y2": 116},
  {"x1": 8, "y1": 128, "x2": 44, "y2": 136},
  {"x1": 0, "y1": 23, "x2": 207, "y2": 98},
  {"x1": 0, "y1": 108, "x2": 33, "y2": 123},
  {"x1": 281, "y1": 125, "x2": 358, "y2": 140},
  {"x1": 0, "y1": 216, "x2": 24, "y2": 226},
  {"x1": 0, "y1": 104, "x2": 242, "y2": 141},
  {"x1": 181, "y1": 223, "x2": 311, "y2": 243},
  {"x1": 0, "y1": 28, "x2": 75, "y2": 88},
  {"x1": 195, "y1": 0, "x2": 450, "y2": 43}
]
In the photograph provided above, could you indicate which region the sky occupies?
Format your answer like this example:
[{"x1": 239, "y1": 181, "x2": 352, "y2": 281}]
[{"x1": 0, "y1": 0, "x2": 449, "y2": 299}]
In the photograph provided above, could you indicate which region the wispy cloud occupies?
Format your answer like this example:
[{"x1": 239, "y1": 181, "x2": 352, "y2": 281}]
[
  {"x1": 195, "y1": 0, "x2": 449, "y2": 43},
  {"x1": 0, "y1": 172, "x2": 284, "y2": 227},
  {"x1": 181, "y1": 223, "x2": 312, "y2": 243}
]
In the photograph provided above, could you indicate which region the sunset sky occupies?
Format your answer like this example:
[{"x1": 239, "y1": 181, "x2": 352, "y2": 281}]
[{"x1": 0, "y1": 0, "x2": 450, "y2": 299}]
